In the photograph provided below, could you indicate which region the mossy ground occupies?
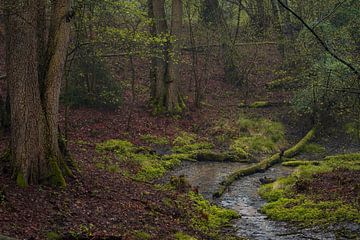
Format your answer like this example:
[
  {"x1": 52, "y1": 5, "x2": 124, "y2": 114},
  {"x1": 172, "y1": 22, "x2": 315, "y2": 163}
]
[
  {"x1": 176, "y1": 190, "x2": 239, "y2": 239},
  {"x1": 95, "y1": 132, "x2": 219, "y2": 182},
  {"x1": 229, "y1": 117, "x2": 286, "y2": 157},
  {"x1": 259, "y1": 153, "x2": 360, "y2": 225},
  {"x1": 96, "y1": 139, "x2": 182, "y2": 182}
]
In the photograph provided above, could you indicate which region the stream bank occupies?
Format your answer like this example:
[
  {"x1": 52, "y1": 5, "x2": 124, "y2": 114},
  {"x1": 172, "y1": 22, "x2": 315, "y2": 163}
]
[{"x1": 164, "y1": 161, "x2": 360, "y2": 240}]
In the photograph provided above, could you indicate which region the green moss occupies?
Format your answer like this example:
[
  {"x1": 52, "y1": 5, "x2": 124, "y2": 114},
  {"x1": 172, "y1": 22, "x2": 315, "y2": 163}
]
[
  {"x1": 46, "y1": 231, "x2": 61, "y2": 240},
  {"x1": 266, "y1": 76, "x2": 297, "y2": 89},
  {"x1": 344, "y1": 122, "x2": 360, "y2": 138},
  {"x1": 261, "y1": 197, "x2": 360, "y2": 225},
  {"x1": 96, "y1": 139, "x2": 134, "y2": 153},
  {"x1": 282, "y1": 160, "x2": 320, "y2": 167},
  {"x1": 301, "y1": 143, "x2": 326, "y2": 154},
  {"x1": 133, "y1": 230, "x2": 151, "y2": 240},
  {"x1": 188, "y1": 192, "x2": 239, "y2": 234},
  {"x1": 172, "y1": 132, "x2": 213, "y2": 154},
  {"x1": 174, "y1": 232, "x2": 198, "y2": 240},
  {"x1": 162, "y1": 153, "x2": 196, "y2": 162},
  {"x1": 97, "y1": 138, "x2": 182, "y2": 182},
  {"x1": 249, "y1": 101, "x2": 270, "y2": 108},
  {"x1": 140, "y1": 134, "x2": 169, "y2": 145},
  {"x1": 259, "y1": 154, "x2": 360, "y2": 225},
  {"x1": 16, "y1": 173, "x2": 28, "y2": 187},
  {"x1": 230, "y1": 136, "x2": 277, "y2": 155},
  {"x1": 215, "y1": 127, "x2": 317, "y2": 198},
  {"x1": 49, "y1": 157, "x2": 66, "y2": 187},
  {"x1": 231, "y1": 117, "x2": 285, "y2": 156}
]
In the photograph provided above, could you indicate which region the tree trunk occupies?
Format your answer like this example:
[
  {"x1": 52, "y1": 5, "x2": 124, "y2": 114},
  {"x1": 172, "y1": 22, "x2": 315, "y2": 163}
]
[
  {"x1": 5, "y1": 0, "x2": 72, "y2": 186},
  {"x1": 151, "y1": 0, "x2": 184, "y2": 114},
  {"x1": 148, "y1": 0, "x2": 157, "y2": 101},
  {"x1": 202, "y1": 0, "x2": 242, "y2": 86},
  {"x1": 166, "y1": 0, "x2": 184, "y2": 113},
  {"x1": 255, "y1": 0, "x2": 267, "y2": 32}
]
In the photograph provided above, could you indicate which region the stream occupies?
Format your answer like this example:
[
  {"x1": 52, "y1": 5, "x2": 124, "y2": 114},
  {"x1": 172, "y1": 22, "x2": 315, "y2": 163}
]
[{"x1": 164, "y1": 161, "x2": 360, "y2": 240}]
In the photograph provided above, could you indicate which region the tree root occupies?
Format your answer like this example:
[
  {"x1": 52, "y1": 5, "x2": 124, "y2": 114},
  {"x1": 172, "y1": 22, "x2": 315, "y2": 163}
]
[{"x1": 213, "y1": 126, "x2": 317, "y2": 198}]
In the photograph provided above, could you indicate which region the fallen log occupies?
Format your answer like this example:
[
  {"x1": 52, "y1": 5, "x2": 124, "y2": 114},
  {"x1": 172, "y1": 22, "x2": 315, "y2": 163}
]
[{"x1": 213, "y1": 126, "x2": 317, "y2": 198}]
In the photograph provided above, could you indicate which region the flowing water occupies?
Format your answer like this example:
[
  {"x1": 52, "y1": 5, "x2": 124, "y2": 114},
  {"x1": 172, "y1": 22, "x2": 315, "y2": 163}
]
[{"x1": 165, "y1": 161, "x2": 360, "y2": 240}]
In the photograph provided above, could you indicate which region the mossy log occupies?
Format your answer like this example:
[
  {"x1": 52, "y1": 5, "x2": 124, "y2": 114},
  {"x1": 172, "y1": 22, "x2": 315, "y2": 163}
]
[
  {"x1": 213, "y1": 127, "x2": 317, "y2": 198},
  {"x1": 194, "y1": 151, "x2": 249, "y2": 163}
]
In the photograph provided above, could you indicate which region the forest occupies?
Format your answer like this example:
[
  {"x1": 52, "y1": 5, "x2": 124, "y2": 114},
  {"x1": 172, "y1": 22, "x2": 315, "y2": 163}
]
[{"x1": 0, "y1": 0, "x2": 359, "y2": 239}]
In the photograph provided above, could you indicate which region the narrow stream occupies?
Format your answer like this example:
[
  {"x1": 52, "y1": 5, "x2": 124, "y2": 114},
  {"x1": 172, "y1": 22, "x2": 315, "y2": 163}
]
[{"x1": 165, "y1": 161, "x2": 360, "y2": 240}]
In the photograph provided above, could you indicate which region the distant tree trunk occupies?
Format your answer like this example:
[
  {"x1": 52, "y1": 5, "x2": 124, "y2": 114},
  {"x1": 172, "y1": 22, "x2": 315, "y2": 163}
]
[
  {"x1": 278, "y1": 0, "x2": 295, "y2": 62},
  {"x1": 151, "y1": 0, "x2": 184, "y2": 114},
  {"x1": 148, "y1": 0, "x2": 157, "y2": 101},
  {"x1": 5, "y1": 0, "x2": 73, "y2": 186},
  {"x1": 270, "y1": 0, "x2": 285, "y2": 56},
  {"x1": 255, "y1": 0, "x2": 267, "y2": 32},
  {"x1": 201, "y1": 0, "x2": 242, "y2": 86}
]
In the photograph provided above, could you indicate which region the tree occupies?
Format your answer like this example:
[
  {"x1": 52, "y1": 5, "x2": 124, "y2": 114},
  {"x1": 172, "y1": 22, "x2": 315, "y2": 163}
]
[
  {"x1": 150, "y1": 0, "x2": 185, "y2": 114},
  {"x1": 201, "y1": 0, "x2": 243, "y2": 86},
  {"x1": 5, "y1": 0, "x2": 73, "y2": 186}
]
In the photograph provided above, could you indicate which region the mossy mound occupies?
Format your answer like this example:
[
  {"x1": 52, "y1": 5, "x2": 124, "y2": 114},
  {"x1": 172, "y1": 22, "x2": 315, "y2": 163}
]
[
  {"x1": 140, "y1": 134, "x2": 169, "y2": 146},
  {"x1": 96, "y1": 139, "x2": 181, "y2": 182},
  {"x1": 249, "y1": 101, "x2": 270, "y2": 108},
  {"x1": 187, "y1": 192, "x2": 240, "y2": 236},
  {"x1": 301, "y1": 143, "x2": 326, "y2": 154},
  {"x1": 259, "y1": 153, "x2": 360, "y2": 225},
  {"x1": 230, "y1": 117, "x2": 286, "y2": 156},
  {"x1": 174, "y1": 232, "x2": 198, "y2": 240}
]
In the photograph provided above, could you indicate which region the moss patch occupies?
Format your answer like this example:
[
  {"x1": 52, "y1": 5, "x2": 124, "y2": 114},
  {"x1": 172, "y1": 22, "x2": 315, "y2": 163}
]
[
  {"x1": 249, "y1": 101, "x2": 270, "y2": 108},
  {"x1": 259, "y1": 153, "x2": 360, "y2": 225},
  {"x1": 174, "y1": 232, "x2": 198, "y2": 240},
  {"x1": 301, "y1": 143, "x2": 326, "y2": 154},
  {"x1": 96, "y1": 139, "x2": 181, "y2": 182},
  {"x1": 16, "y1": 173, "x2": 28, "y2": 187},
  {"x1": 282, "y1": 160, "x2": 320, "y2": 167},
  {"x1": 133, "y1": 230, "x2": 151, "y2": 240},
  {"x1": 140, "y1": 134, "x2": 169, "y2": 146},
  {"x1": 188, "y1": 191, "x2": 239, "y2": 235},
  {"x1": 230, "y1": 117, "x2": 286, "y2": 156}
]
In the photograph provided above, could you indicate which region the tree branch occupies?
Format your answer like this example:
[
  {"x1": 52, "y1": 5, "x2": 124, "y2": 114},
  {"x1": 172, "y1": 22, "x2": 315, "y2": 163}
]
[{"x1": 277, "y1": 0, "x2": 359, "y2": 77}]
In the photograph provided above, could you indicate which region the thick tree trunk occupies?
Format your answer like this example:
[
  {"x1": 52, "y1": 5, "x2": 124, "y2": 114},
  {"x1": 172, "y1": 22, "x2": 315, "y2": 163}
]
[
  {"x1": 44, "y1": 0, "x2": 72, "y2": 159},
  {"x1": 6, "y1": 0, "x2": 48, "y2": 185},
  {"x1": 166, "y1": 0, "x2": 184, "y2": 113},
  {"x1": 152, "y1": 0, "x2": 167, "y2": 107},
  {"x1": 151, "y1": 0, "x2": 184, "y2": 114},
  {"x1": 5, "y1": 0, "x2": 72, "y2": 186}
]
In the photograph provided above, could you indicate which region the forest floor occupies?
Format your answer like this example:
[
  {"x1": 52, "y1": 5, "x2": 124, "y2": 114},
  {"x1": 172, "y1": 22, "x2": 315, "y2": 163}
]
[{"x1": 0, "y1": 45, "x2": 359, "y2": 239}]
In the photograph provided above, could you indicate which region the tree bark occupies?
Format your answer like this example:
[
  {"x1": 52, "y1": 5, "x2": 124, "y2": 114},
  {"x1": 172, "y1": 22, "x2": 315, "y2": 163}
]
[
  {"x1": 5, "y1": 0, "x2": 73, "y2": 186},
  {"x1": 151, "y1": 0, "x2": 184, "y2": 114}
]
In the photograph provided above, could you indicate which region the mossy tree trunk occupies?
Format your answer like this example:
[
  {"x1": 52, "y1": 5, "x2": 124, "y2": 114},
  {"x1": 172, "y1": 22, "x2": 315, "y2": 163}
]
[
  {"x1": 5, "y1": 0, "x2": 73, "y2": 186},
  {"x1": 150, "y1": 0, "x2": 185, "y2": 114}
]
